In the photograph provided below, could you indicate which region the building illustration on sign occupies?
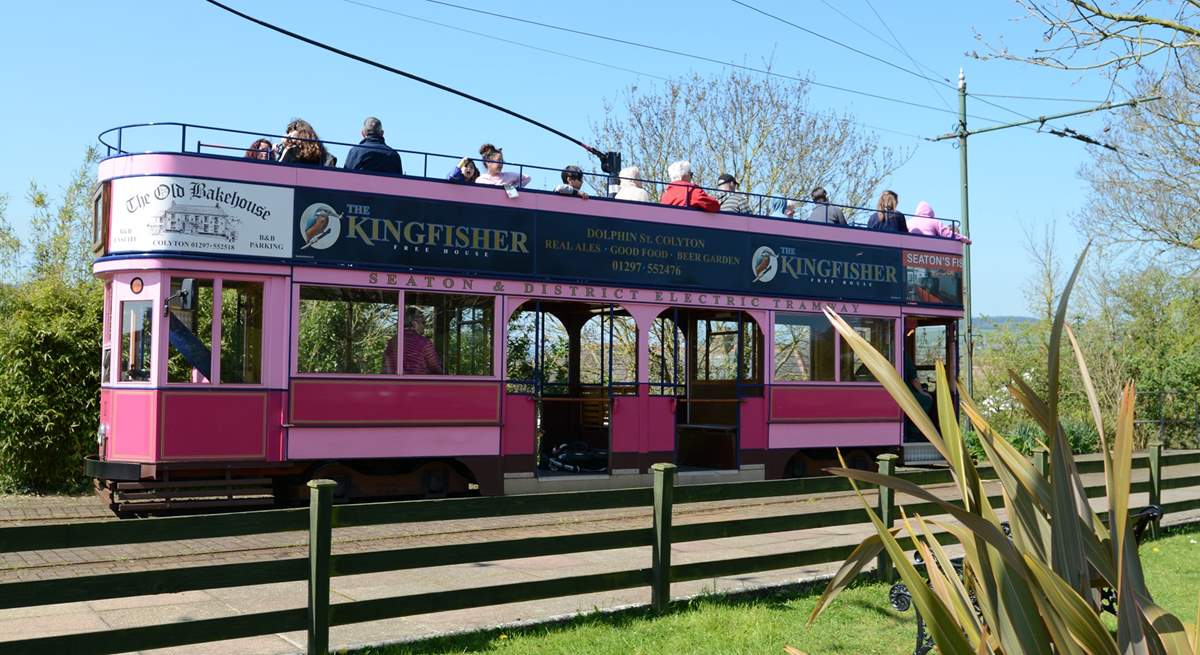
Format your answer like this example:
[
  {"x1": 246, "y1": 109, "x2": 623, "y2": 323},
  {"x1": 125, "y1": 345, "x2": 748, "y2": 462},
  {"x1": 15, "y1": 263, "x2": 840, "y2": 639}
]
[{"x1": 149, "y1": 202, "x2": 239, "y2": 243}]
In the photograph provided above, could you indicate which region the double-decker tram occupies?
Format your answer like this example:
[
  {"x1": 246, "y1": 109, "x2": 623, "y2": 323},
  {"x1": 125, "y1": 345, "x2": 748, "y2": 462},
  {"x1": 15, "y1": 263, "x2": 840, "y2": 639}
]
[{"x1": 88, "y1": 123, "x2": 965, "y2": 511}]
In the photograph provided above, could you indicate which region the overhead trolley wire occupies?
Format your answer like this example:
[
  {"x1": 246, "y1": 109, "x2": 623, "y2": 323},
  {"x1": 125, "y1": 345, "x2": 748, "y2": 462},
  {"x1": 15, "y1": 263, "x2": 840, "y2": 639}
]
[
  {"x1": 203, "y1": 0, "x2": 605, "y2": 158},
  {"x1": 342, "y1": 0, "x2": 926, "y2": 141},
  {"x1": 340, "y1": 0, "x2": 669, "y2": 83},
  {"x1": 421, "y1": 0, "x2": 1016, "y2": 126},
  {"x1": 859, "y1": 0, "x2": 953, "y2": 109}
]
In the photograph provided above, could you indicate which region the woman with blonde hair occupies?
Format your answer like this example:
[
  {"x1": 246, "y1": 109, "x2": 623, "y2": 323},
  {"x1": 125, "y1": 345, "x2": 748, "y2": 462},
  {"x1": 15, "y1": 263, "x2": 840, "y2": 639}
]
[
  {"x1": 614, "y1": 165, "x2": 650, "y2": 202},
  {"x1": 277, "y1": 119, "x2": 337, "y2": 167},
  {"x1": 867, "y1": 190, "x2": 907, "y2": 233}
]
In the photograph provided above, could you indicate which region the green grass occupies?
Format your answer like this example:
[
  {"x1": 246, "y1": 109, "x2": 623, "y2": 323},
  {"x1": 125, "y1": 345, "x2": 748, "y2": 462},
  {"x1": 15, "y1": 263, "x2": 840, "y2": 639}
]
[{"x1": 350, "y1": 525, "x2": 1200, "y2": 655}]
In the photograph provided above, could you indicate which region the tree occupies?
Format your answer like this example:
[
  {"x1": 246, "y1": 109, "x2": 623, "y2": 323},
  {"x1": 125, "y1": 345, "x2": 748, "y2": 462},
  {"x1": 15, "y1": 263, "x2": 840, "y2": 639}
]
[
  {"x1": 28, "y1": 146, "x2": 100, "y2": 285},
  {"x1": 1073, "y1": 57, "x2": 1200, "y2": 261},
  {"x1": 0, "y1": 195, "x2": 21, "y2": 280},
  {"x1": 980, "y1": 0, "x2": 1200, "y2": 83},
  {"x1": 589, "y1": 66, "x2": 910, "y2": 214}
]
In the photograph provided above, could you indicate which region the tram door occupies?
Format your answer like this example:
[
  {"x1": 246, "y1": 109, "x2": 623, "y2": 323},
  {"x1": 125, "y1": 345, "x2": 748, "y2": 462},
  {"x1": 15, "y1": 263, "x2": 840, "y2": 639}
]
[
  {"x1": 904, "y1": 317, "x2": 958, "y2": 443},
  {"x1": 507, "y1": 301, "x2": 637, "y2": 476},
  {"x1": 658, "y1": 309, "x2": 762, "y2": 470}
]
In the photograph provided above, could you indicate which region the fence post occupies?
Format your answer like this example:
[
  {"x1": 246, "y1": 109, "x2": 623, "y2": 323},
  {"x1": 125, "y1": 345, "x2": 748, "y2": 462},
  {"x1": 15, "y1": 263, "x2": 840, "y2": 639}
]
[
  {"x1": 875, "y1": 454, "x2": 898, "y2": 583},
  {"x1": 651, "y1": 463, "x2": 676, "y2": 613},
  {"x1": 307, "y1": 480, "x2": 335, "y2": 655},
  {"x1": 1033, "y1": 447, "x2": 1049, "y2": 480},
  {"x1": 1148, "y1": 442, "x2": 1163, "y2": 538}
]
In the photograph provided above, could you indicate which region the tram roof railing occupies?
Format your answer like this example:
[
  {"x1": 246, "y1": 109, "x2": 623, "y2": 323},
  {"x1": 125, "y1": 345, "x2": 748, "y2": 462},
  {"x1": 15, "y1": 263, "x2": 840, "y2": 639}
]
[{"x1": 96, "y1": 122, "x2": 963, "y2": 235}]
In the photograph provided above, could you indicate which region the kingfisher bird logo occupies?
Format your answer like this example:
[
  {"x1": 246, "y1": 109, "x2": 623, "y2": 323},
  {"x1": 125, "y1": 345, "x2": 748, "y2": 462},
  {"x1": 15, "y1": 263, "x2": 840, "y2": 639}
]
[
  {"x1": 751, "y1": 245, "x2": 778, "y2": 283},
  {"x1": 299, "y1": 203, "x2": 342, "y2": 250}
]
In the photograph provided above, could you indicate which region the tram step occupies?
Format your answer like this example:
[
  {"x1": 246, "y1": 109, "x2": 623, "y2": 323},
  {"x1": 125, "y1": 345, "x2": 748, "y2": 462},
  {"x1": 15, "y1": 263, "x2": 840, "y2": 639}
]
[
  {"x1": 112, "y1": 497, "x2": 275, "y2": 515},
  {"x1": 113, "y1": 477, "x2": 272, "y2": 490},
  {"x1": 114, "y1": 487, "x2": 274, "y2": 502}
]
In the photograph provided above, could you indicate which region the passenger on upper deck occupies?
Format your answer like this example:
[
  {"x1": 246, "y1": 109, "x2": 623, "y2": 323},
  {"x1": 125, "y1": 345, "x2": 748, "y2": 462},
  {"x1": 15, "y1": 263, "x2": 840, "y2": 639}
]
[
  {"x1": 447, "y1": 157, "x2": 481, "y2": 184},
  {"x1": 614, "y1": 166, "x2": 650, "y2": 202},
  {"x1": 867, "y1": 190, "x2": 908, "y2": 233},
  {"x1": 768, "y1": 197, "x2": 796, "y2": 219},
  {"x1": 245, "y1": 138, "x2": 274, "y2": 161},
  {"x1": 554, "y1": 165, "x2": 590, "y2": 199},
  {"x1": 277, "y1": 119, "x2": 337, "y2": 167},
  {"x1": 344, "y1": 117, "x2": 404, "y2": 175},
  {"x1": 806, "y1": 187, "x2": 848, "y2": 225},
  {"x1": 715, "y1": 173, "x2": 751, "y2": 214},
  {"x1": 907, "y1": 201, "x2": 971, "y2": 243},
  {"x1": 660, "y1": 161, "x2": 719, "y2": 213},
  {"x1": 475, "y1": 143, "x2": 531, "y2": 188}
]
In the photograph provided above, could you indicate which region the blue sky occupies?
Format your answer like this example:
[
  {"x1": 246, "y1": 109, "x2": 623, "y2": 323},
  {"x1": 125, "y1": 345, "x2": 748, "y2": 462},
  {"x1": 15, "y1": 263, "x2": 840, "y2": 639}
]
[{"x1": 0, "y1": 0, "x2": 1121, "y2": 316}]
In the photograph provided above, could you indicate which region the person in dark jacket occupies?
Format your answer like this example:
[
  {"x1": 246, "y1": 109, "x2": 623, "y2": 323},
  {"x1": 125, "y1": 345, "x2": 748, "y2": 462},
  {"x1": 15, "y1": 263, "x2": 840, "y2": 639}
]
[
  {"x1": 344, "y1": 117, "x2": 404, "y2": 175},
  {"x1": 867, "y1": 190, "x2": 908, "y2": 233}
]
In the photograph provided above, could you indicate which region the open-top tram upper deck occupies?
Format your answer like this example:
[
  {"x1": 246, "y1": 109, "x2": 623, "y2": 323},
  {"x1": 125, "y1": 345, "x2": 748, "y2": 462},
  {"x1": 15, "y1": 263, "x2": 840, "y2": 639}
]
[{"x1": 90, "y1": 123, "x2": 964, "y2": 510}]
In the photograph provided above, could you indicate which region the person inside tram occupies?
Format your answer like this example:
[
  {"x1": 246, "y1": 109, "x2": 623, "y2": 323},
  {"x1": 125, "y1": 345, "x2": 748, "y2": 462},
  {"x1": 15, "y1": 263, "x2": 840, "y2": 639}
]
[
  {"x1": 276, "y1": 119, "x2": 337, "y2": 167},
  {"x1": 447, "y1": 156, "x2": 481, "y2": 184},
  {"x1": 383, "y1": 309, "x2": 444, "y2": 375},
  {"x1": 907, "y1": 201, "x2": 971, "y2": 243},
  {"x1": 867, "y1": 190, "x2": 908, "y2": 233},
  {"x1": 614, "y1": 165, "x2": 650, "y2": 202},
  {"x1": 660, "y1": 160, "x2": 719, "y2": 212},
  {"x1": 474, "y1": 143, "x2": 531, "y2": 188},
  {"x1": 806, "y1": 187, "x2": 848, "y2": 225},
  {"x1": 343, "y1": 116, "x2": 404, "y2": 175},
  {"x1": 767, "y1": 197, "x2": 796, "y2": 219},
  {"x1": 714, "y1": 173, "x2": 751, "y2": 214},
  {"x1": 244, "y1": 138, "x2": 274, "y2": 161},
  {"x1": 554, "y1": 165, "x2": 590, "y2": 199}
]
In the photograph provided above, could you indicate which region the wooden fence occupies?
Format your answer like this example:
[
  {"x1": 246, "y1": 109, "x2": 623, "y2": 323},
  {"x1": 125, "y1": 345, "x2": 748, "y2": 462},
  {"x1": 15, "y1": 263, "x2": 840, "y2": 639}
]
[{"x1": 0, "y1": 446, "x2": 1198, "y2": 655}]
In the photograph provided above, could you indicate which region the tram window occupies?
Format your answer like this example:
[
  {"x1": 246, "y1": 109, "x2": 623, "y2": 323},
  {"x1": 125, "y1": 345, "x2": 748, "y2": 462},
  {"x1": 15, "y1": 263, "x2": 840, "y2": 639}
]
[
  {"x1": 649, "y1": 315, "x2": 685, "y2": 396},
  {"x1": 580, "y1": 310, "x2": 637, "y2": 392},
  {"x1": 119, "y1": 300, "x2": 153, "y2": 382},
  {"x1": 298, "y1": 286, "x2": 398, "y2": 374},
  {"x1": 773, "y1": 313, "x2": 835, "y2": 381},
  {"x1": 220, "y1": 281, "x2": 264, "y2": 384},
  {"x1": 840, "y1": 317, "x2": 895, "y2": 382},
  {"x1": 403, "y1": 292, "x2": 494, "y2": 376},
  {"x1": 167, "y1": 278, "x2": 214, "y2": 383},
  {"x1": 506, "y1": 306, "x2": 569, "y2": 394},
  {"x1": 101, "y1": 348, "x2": 111, "y2": 385}
]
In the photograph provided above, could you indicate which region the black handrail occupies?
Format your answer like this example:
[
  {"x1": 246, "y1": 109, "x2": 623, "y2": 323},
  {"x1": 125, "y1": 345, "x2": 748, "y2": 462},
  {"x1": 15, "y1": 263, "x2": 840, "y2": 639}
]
[{"x1": 97, "y1": 121, "x2": 964, "y2": 234}]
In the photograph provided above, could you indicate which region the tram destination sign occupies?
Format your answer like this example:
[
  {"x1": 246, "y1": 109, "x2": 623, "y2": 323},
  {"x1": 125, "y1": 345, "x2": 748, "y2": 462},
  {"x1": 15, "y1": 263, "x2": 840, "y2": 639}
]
[{"x1": 291, "y1": 186, "x2": 919, "y2": 305}]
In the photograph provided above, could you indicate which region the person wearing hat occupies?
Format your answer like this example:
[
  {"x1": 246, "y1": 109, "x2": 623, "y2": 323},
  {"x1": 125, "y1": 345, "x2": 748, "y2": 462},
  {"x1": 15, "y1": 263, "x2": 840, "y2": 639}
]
[
  {"x1": 554, "y1": 165, "x2": 590, "y2": 199},
  {"x1": 714, "y1": 173, "x2": 751, "y2": 214}
]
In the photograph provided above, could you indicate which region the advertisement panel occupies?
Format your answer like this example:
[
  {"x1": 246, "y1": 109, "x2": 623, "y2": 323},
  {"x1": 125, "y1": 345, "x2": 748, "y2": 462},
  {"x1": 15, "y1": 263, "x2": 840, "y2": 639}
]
[
  {"x1": 903, "y1": 250, "x2": 964, "y2": 306},
  {"x1": 108, "y1": 176, "x2": 294, "y2": 257}
]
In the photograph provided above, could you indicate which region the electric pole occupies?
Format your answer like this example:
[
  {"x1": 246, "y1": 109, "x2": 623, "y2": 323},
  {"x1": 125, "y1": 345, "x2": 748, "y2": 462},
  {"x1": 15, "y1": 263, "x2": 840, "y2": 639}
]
[{"x1": 931, "y1": 76, "x2": 1155, "y2": 401}]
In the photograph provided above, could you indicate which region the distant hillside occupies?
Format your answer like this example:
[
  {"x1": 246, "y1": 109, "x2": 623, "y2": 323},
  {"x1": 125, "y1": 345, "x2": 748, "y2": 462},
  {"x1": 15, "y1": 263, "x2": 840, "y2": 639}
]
[{"x1": 973, "y1": 315, "x2": 1037, "y2": 333}]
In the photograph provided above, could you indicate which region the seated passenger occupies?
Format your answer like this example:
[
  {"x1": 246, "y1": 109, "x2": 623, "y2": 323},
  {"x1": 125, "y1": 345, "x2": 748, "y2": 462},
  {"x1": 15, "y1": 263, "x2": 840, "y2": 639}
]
[
  {"x1": 384, "y1": 309, "x2": 444, "y2": 375},
  {"x1": 767, "y1": 197, "x2": 796, "y2": 219},
  {"x1": 659, "y1": 160, "x2": 719, "y2": 212},
  {"x1": 343, "y1": 116, "x2": 404, "y2": 175},
  {"x1": 806, "y1": 187, "x2": 848, "y2": 225},
  {"x1": 614, "y1": 166, "x2": 650, "y2": 202},
  {"x1": 715, "y1": 173, "x2": 751, "y2": 214},
  {"x1": 245, "y1": 138, "x2": 274, "y2": 161},
  {"x1": 475, "y1": 143, "x2": 531, "y2": 187},
  {"x1": 554, "y1": 165, "x2": 590, "y2": 199},
  {"x1": 277, "y1": 119, "x2": 337, "y2": 167},
  {"x1": 867, "y1": 190, "x2": 908, "y2": 233},
  {"x1": 907, "y1": 201, "x2": 971, "y2": 243},
  {"x1": 447, "y1": 157, "x2": 481, "y2": 184}
]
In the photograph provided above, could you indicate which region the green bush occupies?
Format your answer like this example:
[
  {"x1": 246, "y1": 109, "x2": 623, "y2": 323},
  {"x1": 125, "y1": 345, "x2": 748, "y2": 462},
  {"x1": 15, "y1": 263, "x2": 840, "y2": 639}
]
[{"x1": 0, "y1": 279, "x2": 103, "y2": 492}]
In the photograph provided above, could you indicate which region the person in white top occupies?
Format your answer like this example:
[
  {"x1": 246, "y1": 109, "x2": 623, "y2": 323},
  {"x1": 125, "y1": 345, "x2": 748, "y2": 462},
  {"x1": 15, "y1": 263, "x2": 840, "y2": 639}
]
[
  {"x1": 474, "y1": 143, "x2": 531, "y2": 187},
  {"x1": 614, "y1": 165, "x2": 651, "y2": 202}
]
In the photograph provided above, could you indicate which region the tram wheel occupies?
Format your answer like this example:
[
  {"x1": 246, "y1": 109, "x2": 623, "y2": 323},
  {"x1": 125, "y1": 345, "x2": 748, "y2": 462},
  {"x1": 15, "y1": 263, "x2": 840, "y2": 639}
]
[
  {"x1": 785, "y1": 453, "x2": 815, "y2": 478},
  {"x1": 309, "y1": 463, "x2": 356, "y2": 503},
  {"x1": 844, "y1": 449, "x2": 874, "y2": 472}
]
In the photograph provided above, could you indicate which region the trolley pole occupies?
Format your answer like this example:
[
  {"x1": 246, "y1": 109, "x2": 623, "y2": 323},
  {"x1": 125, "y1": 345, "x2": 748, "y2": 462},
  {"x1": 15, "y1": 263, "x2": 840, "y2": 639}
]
[
  {"x1": 930, "y1": 82, "x2": 1156, "y2": 404},
  {"x1": 957, "y1": 70, "x2": 974, "y2": 400}
]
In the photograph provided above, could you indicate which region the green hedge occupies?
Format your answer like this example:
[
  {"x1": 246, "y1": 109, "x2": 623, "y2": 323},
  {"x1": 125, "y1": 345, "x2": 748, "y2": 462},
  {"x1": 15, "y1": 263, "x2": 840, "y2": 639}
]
[{"x1": 0, "y1": 279, "x2": 103, "y2": 492}]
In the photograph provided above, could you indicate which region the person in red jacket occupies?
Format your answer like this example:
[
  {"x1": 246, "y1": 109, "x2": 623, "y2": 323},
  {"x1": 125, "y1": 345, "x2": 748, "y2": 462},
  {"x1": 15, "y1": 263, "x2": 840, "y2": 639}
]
[{"x1": 660, "y1": 160, "x2": 720, "y2": 212}]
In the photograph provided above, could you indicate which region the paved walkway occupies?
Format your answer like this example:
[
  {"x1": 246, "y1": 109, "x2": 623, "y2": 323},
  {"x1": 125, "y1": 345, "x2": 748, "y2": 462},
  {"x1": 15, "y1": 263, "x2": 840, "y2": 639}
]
[{"x1": 1, "y1": 462, "x2": 1198, "y2": 654}]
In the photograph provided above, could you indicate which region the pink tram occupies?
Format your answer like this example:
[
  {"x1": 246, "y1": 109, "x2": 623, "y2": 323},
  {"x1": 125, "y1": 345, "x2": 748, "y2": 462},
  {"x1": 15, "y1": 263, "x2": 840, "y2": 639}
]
[{"x1": 87, "y1": 124, "x2": 964, "y2": 511}]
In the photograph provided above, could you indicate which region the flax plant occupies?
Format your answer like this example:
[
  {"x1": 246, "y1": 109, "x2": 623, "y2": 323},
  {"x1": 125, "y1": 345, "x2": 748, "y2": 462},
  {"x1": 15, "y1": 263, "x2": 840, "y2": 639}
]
[{"x1": 809, "y1": 244, "x2": 1200, "y2": 654}]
